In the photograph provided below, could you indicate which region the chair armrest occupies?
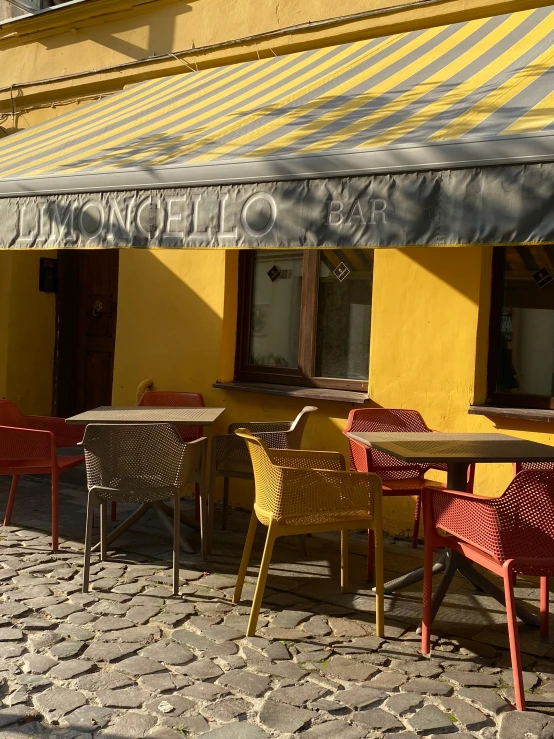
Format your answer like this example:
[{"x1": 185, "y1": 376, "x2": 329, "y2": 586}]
[
  {"x1": 425, "y1": 486, "x2": 499, "y2": 503},
  {"x1": 423, "y1": 486, "x2": 505, "y2": 552},
  {"x1": 0, "y1": 426, "x2": 56, "y2": 464},
  {"x1": 228, "y1": 421, "x2": 291, "y2": 434},
  {"x1": 268, "y1": 448, "x2": 345, "y2": 471},
  {"x1": 274, "y1": 467, "x2": 381, "y2": 520},
  {"x1": 25, "y1": 414, "x2": 84, "y2": 447}
]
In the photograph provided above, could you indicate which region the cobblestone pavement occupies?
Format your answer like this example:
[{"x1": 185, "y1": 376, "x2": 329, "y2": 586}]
[{"x1": 0, "y1": 474, "x2": 552, "y2": 739}]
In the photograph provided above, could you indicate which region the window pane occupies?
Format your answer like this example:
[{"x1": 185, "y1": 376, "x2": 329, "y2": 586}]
[
  {"x1": 249, "y1": 250, "x2": 303, "y2": 369},
  {"x1": 495, "y1": 246, "x2": 554, "y2": 397},
  {"x1": 314, "y1": 250, "x2": 373, "y2": 380}
]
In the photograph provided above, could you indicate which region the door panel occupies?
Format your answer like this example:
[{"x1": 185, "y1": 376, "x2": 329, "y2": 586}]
[{"x1": 54, "y1": 250, "x2": 119, "y2": 417}]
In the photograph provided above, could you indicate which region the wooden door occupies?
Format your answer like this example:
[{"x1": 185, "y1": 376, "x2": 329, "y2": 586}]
[{"x1": 53, "y1": 250, "x2": 119, "y2": 417}]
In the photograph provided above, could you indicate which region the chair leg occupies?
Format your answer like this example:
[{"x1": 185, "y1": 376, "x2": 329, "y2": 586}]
[
  {"x1": 51, "y1": 471, "x2": 59, "y2": 552},
  {"x1": 246, "y1": 521, "x2": 277, "y2": 637},
  {"x1": 367, "y1": 528, "x2": 375, "y2": 583},
  {"x1": 173, "y1": 493, "x2": 181, "y2": 596},
  {"x1": 341, "y1": 530, "x2": 349, "y2": 594},
  {"x1": 99, "y1": 502, "x2": 107, "y2": 562},
  {"x1": 421, "y1": 539, "x2": 434, "y2": 656},
  {"x1": 207, "y1": 460, "x2": 217, "y2": 555},
  {"x1": 504, "y1": 563, "x2": 525, "y2": 711},
  {"x1": 221, "y1": 477, "x2": 229, "y2": 530},
  {"x1": 3, "y1": 475, "x2": 19, "y2": 526},
  {"x1": 199, "y1": 477, "x2": 209, "y2": 564},
  {"x1": 82, "y1": 493, "x2": 96, "y2": 593},
  {"x1": 233, "y1": 511, "x2": 258, "y2": 604},
  {"x1": 412, "y1": 494, "x2": 421, "y2": 548},
  {"x1": 373, "y1": 521, "x2": 385, "y2": 638},
  {"x1": 111, "y1": 501, "x2": 117, "y2": 522},
  {"x1": 194, "y1": 483, "x2": 200, "y2": 523},
  {"x1": 540, "y1": 576, "x2": 549, "y2": 639}
]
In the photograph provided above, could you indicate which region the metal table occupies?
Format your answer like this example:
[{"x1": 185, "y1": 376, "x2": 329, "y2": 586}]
[
  {"x1": 347, "y1": 431, "x2": 554, "y2": 627},
  {"x1": 67, "y1": 406, "x2": 226, "y2": 555}
]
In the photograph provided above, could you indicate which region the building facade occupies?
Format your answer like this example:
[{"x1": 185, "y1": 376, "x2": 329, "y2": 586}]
[{"x1": 0, "y1": 0, "x2": 552, "y2": 537}]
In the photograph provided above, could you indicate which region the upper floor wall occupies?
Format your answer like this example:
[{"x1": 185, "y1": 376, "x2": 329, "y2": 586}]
[{"x1": 1, "y1": 0, "x2": 550, "y2": 132}]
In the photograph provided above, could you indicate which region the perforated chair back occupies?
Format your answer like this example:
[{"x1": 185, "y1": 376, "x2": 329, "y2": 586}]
[
  {"x1": 515, "y1": 461, "x2": 554, "y2": 474},
  {"x1": 432, "y1": 470, "x2": 554, "y2": 573},
  {"x1": 82, "y1": 423, "x2": 201, "y2": 504},
  {"x1": 0, "y1": 425, "x2": 52, "y2": 463},
  {"x1": 345, "y1": 408, "x2": 429, "y2": 480},
  {"x1": 0, "y1": 399, "x2": 83, "y2": 447},
  {"x1": 232, "y1": 429, "x2": 281, "y2": 520},
  {"x1": 137, "y1": 391, "x2": 205, "y2": 443}
]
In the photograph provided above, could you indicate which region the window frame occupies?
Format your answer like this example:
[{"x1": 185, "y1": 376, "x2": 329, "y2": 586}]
[
  {"x1": 487, "y1": 246, "x2": 554, "y2": 410},
  {"x1": 235, "y1": 250, "x2": 369, "y2": 393}
]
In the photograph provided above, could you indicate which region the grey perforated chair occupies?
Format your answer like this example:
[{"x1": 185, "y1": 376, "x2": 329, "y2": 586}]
[
  {"x1": 209, "y1": 406, "x2": 317, "y2": 536},
  {"x1": 81, "y1": 423, "x2": 207, "y2": 595}
]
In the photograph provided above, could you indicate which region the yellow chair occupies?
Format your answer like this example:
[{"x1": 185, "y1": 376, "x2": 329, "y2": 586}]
[{"x1": 232, "y1": 428, "x2": 384, "y2": 637}]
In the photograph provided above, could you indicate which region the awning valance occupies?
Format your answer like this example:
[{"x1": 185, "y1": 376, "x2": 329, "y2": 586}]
[{"x1": 0, "y1": 5, "x2": 553, "y2": 248}]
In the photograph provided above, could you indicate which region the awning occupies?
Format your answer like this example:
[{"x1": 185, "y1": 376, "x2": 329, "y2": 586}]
[{"x1": 1, "y1": 5, "x2": 553, "y2": 248}]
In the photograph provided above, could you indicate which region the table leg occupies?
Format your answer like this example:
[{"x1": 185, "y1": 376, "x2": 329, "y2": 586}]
[
  {"x1": 429, "y1": 462, "x2": 540, "y2": 629},
  {"x1": 91, "y1": 503, "x2": 150, "y2": 552},
  {"x1": 457, "y1": 557, "x2": 539, "y2": 627},
  {"x1": 447, "y1": 462, "x2": 469, "y2": 491},
  {"x1": 154, "y1": 503, "x2": 194, "y2": 554},
  {"x1": 159, "y1": 501, "x2": 200, "y2": 531},
  {"x1": 381, "y1": 554, "x2": 446, "y2": 595}
]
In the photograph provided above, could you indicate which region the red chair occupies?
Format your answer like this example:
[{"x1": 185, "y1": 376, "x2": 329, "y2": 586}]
[
  {"x1": 0, "y1": 400, "x2": 85, "y2": 551},
  {"x1": 344, "y1": 408, "x2": 474, "y2": 581},
  {"x1": 421, "y1": 471, "x2": 554, "y2": 711},
  {"x1": 138, "y1": 390, "x2": 205, "y2": 520}
]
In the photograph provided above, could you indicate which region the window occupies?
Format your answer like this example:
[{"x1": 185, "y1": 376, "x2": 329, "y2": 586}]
[
  {"x1": 3, "y1": 0, "x2": 75, "y2": 14},
  {"x1": 235, "y1": 249, "x2": 373, "y2": 392},
  {"x1": 488, "y1": 245, "x2": 554, "y2": 409}
]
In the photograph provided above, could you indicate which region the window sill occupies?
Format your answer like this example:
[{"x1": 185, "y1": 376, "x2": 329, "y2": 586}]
[
  {"x1": 213, "y1": 381, "x2": 369, "y2": 404},
  {"x1": 469, "y1": 405, "x2": 554, "y2": 423}
]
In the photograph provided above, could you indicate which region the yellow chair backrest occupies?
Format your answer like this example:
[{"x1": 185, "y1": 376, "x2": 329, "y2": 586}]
[{"x1": 234, "y1": 427, "x2": 283, "y2": 518}]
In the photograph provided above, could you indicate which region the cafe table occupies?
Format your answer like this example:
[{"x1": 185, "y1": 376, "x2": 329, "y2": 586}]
[
  {"x1": 67, "y1": 406, "x2": 226, "y2": 555},
  {"x1": 346, "y1": 431, "x2": 554, "y2": 627}
]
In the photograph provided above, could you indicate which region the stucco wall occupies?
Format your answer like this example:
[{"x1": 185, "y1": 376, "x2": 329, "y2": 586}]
[{"x1": 0, "y1": 250, "x2": 56, "y2": 414}]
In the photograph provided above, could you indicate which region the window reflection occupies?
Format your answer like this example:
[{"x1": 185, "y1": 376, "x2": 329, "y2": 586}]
[
  {"x1": 314, "y1": 250, "x2": 373, "y2": 381},
  {"x1": 497, "y1": 246, "x2": 554, "y2": 397},
  {"x1": 249, "y1": 251, "x2": 303, "y2": 369}
]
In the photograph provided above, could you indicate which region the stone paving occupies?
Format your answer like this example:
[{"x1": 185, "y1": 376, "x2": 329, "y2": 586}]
[{"x1": 0, "y1": 473, "x2": 552, "y2": 739}]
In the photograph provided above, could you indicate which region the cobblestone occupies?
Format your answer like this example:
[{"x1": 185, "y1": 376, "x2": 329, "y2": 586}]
[{"x1": 0, "y1": 490, "x2": 550, "y2": 739}]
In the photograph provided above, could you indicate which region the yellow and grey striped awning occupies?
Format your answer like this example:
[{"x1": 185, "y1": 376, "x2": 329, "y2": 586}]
[{"x1": 0, "y1": 5, "x2": 553, "y2": 196}]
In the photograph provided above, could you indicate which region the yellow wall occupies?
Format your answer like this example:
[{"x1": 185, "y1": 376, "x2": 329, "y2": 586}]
[
  {"x1": 2, "y1": 0, "x2": 551, "y2": 130},
  {"x1": 108, "y1": 246, "x2": 554, "y2": 537},
  {"x1": 0, "y1": 250, "x2": 56, "y2": 414}
]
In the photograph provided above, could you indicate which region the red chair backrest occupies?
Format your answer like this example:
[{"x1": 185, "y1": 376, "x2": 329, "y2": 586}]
[
  {"x1": 345, "y1": 408, "x2": 430, "y2": 480},
  {"x1": 0, "y1": 425, "x2": 52, "y2": 463},
  {"x1": 137, "y1": 391, "x2": 205, "y2": 443},
  {"x1": 433, "y1": 470, "x2": 554, "y2": 572},
  {"x1": 0, "y1": 400, "x2": 26, "y2": 427}
]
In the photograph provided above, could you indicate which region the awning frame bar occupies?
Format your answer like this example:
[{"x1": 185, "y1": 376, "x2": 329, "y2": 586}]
[{"x1": 1, "y1": 131, "x2": 553, "y2": 198}]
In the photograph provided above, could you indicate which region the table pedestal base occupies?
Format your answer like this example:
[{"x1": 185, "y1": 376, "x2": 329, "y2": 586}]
[{"x1": 91, "y1": 502, "x2": 195, "y2": 554}]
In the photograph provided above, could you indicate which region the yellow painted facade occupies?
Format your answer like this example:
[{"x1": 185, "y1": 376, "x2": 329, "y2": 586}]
[{"x1": 1, "y1": 0, "x2": 553, "y2": 536}]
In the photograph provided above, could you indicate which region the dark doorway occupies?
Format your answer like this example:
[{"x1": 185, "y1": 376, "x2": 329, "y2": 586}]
[{"x1": 53, "y1": 250, "x2": 119, "y2": 417}]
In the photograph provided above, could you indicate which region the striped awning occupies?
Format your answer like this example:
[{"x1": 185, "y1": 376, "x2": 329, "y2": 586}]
[{"x1": 0, "y1": 5, "x2": 553, "y2": 196}]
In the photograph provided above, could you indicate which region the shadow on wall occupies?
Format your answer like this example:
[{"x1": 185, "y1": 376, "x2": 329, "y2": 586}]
[{"x1": 40, "y1": 1, "x2": 193, "y2": 60}]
